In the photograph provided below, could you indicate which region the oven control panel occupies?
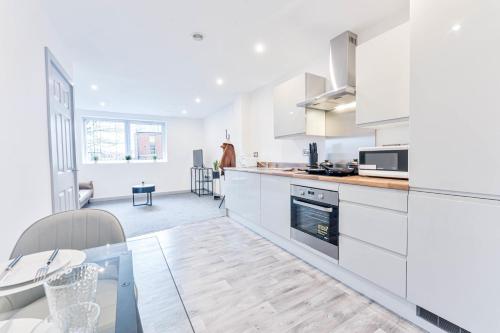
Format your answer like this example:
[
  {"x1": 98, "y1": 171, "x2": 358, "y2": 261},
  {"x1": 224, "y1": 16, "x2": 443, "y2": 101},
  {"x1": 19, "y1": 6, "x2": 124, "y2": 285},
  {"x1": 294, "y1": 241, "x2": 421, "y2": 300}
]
[{"x1": 290, "y1": 185, "x2": 338, "y2": 205}]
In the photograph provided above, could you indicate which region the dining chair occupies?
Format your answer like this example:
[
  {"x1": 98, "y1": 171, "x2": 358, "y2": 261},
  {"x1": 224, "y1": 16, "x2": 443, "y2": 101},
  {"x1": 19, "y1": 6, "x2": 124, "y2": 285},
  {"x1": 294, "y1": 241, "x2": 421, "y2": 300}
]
[
  {"x1": 10, "y1": 209, "x2": 126, "y2": 258},
  {"x1": 0, "y1": 209, "x2": 126, "y2": 316}
]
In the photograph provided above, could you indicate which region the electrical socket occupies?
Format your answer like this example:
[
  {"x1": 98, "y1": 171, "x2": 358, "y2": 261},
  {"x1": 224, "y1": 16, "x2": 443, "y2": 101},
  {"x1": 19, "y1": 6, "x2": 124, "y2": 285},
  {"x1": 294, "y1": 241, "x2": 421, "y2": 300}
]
[
  {"x1": 253, "y1": 152, "x2": 258, "y2": 158},
  {"x1": 303, "y1": 149, "x2": 310, "y2": 156}
]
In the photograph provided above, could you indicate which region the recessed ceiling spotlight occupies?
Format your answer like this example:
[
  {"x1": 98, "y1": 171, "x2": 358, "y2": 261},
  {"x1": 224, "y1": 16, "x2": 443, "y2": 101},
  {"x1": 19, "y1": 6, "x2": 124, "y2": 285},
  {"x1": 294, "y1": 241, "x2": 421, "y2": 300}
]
[
  {"x1": 99, "y1": 101, "x2": 106, "y2": 107},
  {"x1": 181, "y1": 109, "x2": 188, "y2": 114},
  {"x1": 451, "y1": 23, "x2": 461, "y2": 32},
  {"x1": 254, "y1": 42, "x2": 266, "y2": 54},
  {"x1": 216, "y1": 78, "x2": 224, "y2": 86},
  {"x1": 192, "y1": 32, "x2": 204, "y2": 42},
  {"x1": 90, "y1": 84, "x2": 99, "y2": 91},
  {"x1": 195, "y1": 97, "x2": 201, "y2": 103}
]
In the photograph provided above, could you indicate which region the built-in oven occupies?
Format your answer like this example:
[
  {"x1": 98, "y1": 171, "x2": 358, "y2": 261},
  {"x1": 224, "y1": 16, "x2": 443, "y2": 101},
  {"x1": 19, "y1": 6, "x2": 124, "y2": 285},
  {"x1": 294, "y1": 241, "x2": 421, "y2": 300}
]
[{"x1": 290, "y1": 185, "x2": 339, "y2": 259}]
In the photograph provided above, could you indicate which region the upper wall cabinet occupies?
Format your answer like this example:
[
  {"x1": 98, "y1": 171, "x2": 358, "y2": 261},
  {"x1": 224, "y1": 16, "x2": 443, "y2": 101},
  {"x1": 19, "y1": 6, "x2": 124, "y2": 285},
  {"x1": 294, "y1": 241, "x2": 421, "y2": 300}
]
[
  {"x1": 273, "y1": 73, "x2": 326, "y2": 138},
  {"x1": 356, "y1": 22, "x2": 410, "y2": 127}
]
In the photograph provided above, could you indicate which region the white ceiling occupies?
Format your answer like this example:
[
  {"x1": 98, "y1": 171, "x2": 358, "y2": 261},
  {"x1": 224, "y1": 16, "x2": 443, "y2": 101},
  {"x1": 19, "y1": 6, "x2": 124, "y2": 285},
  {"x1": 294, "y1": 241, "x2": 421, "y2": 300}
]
[{"x1": 46, "y1": 0, "x2": 408, "y2": 118}]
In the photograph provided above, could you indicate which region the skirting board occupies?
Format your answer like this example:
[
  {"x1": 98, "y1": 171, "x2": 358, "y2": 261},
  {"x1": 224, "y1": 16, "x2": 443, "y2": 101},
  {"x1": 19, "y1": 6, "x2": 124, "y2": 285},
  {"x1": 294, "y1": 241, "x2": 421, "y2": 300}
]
[
  {"x1": 89, "y1": 190, "x2": 190, "y2": 203},
  {"x1": 227, "y1": 209, "x2": 445, "y2": 333}
]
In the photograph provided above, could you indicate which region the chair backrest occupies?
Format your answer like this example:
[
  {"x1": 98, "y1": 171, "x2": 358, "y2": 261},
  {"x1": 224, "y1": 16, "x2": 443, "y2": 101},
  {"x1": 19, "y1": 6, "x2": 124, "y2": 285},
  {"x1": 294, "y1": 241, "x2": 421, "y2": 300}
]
[{"x1": 10, "y1": 209, "x2": 126, "y2": 259}]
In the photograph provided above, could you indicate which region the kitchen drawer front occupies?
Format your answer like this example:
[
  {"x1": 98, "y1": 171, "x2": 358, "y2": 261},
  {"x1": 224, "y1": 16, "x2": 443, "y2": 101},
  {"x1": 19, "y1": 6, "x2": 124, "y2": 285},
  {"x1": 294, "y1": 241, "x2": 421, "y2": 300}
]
[
  {"x1": 339, "y1": 184, "x2": 408, "y2": 212},
  {"x1": 340, "y1": 235, "x2": 406, "y2": 298},
  {"x1": 340, "y1": 202, "x2": 407, "y2": 255}
]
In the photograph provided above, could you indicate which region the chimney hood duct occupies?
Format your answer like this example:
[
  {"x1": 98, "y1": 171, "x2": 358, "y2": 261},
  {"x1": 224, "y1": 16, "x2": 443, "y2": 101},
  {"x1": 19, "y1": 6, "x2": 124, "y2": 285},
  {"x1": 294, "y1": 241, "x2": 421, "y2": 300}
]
[{"x1": 297, "y1": 31, "x2": 357, "y2": 111}]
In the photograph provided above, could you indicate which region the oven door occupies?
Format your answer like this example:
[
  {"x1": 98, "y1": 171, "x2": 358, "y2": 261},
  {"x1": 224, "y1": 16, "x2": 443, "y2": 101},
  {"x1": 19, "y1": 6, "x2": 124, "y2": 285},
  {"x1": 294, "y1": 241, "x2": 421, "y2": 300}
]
[{"x1": 291, "y1": 196, "x2": 339, "y2": 258}]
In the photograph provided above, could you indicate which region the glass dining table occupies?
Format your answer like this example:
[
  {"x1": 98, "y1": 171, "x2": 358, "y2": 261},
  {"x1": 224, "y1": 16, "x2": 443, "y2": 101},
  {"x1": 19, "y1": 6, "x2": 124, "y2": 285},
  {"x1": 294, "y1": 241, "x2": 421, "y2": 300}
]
[
  {"x1": 85, "y1": 235, "x2": 194, "y2": 333},
  {"x1": 2, "y1": 236, "x2": 194, "y2": 333}
]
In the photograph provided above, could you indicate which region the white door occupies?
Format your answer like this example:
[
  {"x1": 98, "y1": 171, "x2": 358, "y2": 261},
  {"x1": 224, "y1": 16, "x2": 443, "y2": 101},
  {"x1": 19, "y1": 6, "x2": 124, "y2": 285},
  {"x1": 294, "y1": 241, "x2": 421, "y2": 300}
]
[{"x1": 45, "y1": 48, "x2": 78, "y2": 212}]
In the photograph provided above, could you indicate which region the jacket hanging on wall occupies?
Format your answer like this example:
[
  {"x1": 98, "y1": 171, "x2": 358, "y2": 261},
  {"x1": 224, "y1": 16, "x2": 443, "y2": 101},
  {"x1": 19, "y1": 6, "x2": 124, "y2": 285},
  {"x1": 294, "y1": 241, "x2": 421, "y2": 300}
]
[{"x1": 220, "y1": 139, "x2": 236, "y2": 175}]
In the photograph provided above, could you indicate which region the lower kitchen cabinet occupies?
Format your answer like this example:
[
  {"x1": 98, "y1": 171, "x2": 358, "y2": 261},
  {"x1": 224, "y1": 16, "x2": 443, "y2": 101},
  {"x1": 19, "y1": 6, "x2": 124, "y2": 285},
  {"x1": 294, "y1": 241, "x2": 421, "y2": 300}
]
[
  {"x1": 340, "y1": 202, "x2": 407, "y2": 255},
  {"x1": 339, "y1": 184, "x2": 408, "y2": 298},
  {"x1": 260, "y1": 175, "x2": 291, "y2": 239},
  {"x1": 224, "y1": 170, "x2": 261, "y2": 225},
  {"x1": 407, "y1": 191, "x2": 500, "y2": 332},
  {"x1": 339, "y1": 235, "x2": 406, "y2": 298}
]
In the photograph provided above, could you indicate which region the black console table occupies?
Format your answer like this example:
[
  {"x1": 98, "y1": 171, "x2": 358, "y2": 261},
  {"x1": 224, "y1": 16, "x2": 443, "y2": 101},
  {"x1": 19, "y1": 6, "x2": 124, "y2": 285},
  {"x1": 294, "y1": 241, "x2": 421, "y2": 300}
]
[{"x1": 191, "y1": 167, "x2": 213, "y2": 197}]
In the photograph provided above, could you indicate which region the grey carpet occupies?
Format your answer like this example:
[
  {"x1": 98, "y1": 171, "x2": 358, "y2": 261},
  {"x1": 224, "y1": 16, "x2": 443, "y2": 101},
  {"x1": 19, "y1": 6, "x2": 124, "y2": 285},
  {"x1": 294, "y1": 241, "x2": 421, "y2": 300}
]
[{"x1": 88, "y1": 192, "x2": 225, "y2": 238}]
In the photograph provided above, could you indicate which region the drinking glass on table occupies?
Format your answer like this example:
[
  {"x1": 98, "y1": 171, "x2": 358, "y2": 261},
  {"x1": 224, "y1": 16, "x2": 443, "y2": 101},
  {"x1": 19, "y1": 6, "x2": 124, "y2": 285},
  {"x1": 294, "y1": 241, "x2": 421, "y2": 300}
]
[
  {"x1": 53, "y1": 302, "x2": 101, "y2": 333},
  {"x1": 44, "y1": 263, "x2": 101, "y2": 330}
]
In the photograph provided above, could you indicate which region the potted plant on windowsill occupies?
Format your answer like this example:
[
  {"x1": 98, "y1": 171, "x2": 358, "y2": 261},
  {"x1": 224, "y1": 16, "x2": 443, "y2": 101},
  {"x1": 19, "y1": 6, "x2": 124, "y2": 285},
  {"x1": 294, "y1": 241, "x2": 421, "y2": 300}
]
[
  {"x1": 92, "y1": 155, "x2": 99, "y2": 163},
  {"x1": 152, "y1": 155, "x2": 158, "y2": 162},
  {"x1": 213, "y1": 160, "x2": 220, "y2": 179},
  {"x1": 125, "y1": 155, "x2": 132, "y2": 163}
]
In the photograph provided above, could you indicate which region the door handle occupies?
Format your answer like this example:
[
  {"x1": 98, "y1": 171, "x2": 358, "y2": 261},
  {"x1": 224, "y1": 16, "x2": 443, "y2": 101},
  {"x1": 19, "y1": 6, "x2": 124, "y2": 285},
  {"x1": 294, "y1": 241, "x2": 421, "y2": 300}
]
[{"x1": 293, "y1": 199, "x2": 333, "y2": 212}]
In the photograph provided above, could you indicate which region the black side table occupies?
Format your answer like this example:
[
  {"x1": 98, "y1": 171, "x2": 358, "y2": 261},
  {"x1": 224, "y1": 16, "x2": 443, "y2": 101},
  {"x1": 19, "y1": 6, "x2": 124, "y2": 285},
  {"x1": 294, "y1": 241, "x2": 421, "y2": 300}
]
[{"x1": 132, "y1": 184, "x2": 155, "y2": 206}]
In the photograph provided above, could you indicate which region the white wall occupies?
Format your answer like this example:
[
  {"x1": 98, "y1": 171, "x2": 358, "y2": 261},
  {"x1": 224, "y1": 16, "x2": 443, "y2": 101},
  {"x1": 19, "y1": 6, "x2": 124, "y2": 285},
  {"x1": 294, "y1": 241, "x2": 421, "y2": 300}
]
[
  {"x1": 76, "y1": 110, "x2": 204, "y2": 199},
  {"x1": 202, "y1": 100, "x2": 243, "y2": 166},
  {"x1": 0, "y1": 1, "x2": 74, "y2": 259}
]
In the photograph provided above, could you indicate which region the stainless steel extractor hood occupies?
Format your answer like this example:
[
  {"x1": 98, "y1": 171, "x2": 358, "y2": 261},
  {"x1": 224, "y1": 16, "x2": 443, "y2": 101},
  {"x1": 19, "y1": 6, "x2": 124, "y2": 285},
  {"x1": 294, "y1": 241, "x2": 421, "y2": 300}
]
[{"x1": 297, "y1": 31, "x2": 357, "y2": 111}]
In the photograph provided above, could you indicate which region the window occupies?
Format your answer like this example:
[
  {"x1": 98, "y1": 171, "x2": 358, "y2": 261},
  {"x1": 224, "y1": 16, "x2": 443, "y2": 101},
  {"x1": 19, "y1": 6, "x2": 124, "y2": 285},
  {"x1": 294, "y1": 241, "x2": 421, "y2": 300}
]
[{"x1": 84, "y1": 118, "x2": 166, "y2": 162}]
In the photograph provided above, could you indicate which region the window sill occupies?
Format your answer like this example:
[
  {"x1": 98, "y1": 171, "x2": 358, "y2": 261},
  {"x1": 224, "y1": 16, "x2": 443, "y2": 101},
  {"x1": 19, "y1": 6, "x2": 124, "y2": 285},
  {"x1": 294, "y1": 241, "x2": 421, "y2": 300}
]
[{"x1": 82, "y1": 160, "x2": 168, "y2": 165}]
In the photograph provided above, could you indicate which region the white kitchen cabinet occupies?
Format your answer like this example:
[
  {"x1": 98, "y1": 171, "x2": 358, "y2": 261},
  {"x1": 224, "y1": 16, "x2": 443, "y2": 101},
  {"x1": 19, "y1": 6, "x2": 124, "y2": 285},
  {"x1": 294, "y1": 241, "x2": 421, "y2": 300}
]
[
  {"x1": 340, "y1": 202, "x2": 407, "y2": 255},
  {"x1": 224, "y1": 170, "x2": 261, "y2": 225},
  {"x1": 223, "y1": 170, "x2": 237, "y2": 211},
  {"x1": 260, "y1": 175, "x2": 291, "y2": 239},
  {"x1": 409, "y1": 0, "x2": 500, "y2": 197},
  {"x1": 273, "y1": 73, "x2": 326, "y2": 137},
  {"x1": 356, "y1": 22, "x2": 409, "y2": 126},
  {"x1": 339, "y1": 184, "x2": 408, "y2": 212},
  {"x1": 407, "y1": 191, "x2": 500, "y2": 332},
  {"x1": 339, "y1": 235, "x2": 406, "y2": 298}
]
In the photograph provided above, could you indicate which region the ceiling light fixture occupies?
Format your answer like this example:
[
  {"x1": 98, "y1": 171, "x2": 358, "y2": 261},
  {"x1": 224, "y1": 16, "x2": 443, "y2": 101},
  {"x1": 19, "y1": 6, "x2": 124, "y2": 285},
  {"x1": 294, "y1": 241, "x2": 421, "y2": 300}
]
[
  {"x1": 195, "y1": 97, "x2": 201, "y2": 104},
  {"x1": 334, "y1": 101, "x2": 356, "y2": 112},
  {"x1": 254, "y1": 42, "x2": 266, "y2": 54},
  {"x1": 99, "y1": 102, "x2": 106, "y2": 107},
  {"x1": 451, "y1": 23, "x2": 461, "y2": 32},
  {"x1": 192, "y1": 32, "x2": 204, "y2": 42},
  {"x1": 90, "y1": 84, "x2": 99, "y2": 91},
  {"x1": 216, "y1": 78, "x2": 224, "y2": 86},
  {"x1": 181, "y1": 109, "x2": 188, "y2": 114}
]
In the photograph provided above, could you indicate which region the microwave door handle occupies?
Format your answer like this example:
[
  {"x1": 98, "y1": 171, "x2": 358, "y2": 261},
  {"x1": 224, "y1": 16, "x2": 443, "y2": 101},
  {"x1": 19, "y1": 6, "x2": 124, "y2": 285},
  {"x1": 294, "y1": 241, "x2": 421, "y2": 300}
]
[{"x1": 293, "y1": 199, "x2": 333, "y2": 213}]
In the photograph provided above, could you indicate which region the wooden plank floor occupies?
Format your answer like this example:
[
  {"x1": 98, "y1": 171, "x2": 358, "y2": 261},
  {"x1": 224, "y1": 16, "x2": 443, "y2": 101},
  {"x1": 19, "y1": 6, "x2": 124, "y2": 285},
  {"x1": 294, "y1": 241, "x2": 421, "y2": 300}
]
[{"x1": 155, "y1": 217, "x2": 424, "y2": 333}]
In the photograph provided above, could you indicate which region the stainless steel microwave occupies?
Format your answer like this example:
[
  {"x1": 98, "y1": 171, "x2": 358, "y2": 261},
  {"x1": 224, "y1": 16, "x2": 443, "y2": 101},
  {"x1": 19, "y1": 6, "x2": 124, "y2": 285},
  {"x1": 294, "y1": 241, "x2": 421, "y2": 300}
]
[{"x1": 358, "y1": 145, "x2": 409, "y2": 179}]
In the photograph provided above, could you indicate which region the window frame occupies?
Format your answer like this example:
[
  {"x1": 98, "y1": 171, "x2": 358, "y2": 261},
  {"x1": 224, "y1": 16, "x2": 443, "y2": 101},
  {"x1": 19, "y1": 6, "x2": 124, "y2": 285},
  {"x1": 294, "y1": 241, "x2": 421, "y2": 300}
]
[{"x1": 82, "y1": 116, "x2": 167, "y2": 163}]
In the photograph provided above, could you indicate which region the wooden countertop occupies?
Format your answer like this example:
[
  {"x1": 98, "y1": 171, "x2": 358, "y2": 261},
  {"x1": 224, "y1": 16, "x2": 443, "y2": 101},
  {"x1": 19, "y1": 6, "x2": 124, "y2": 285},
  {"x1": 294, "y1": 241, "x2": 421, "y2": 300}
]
[{"x1": 225, "y1": 167, "x2": 409, "y2": 191}]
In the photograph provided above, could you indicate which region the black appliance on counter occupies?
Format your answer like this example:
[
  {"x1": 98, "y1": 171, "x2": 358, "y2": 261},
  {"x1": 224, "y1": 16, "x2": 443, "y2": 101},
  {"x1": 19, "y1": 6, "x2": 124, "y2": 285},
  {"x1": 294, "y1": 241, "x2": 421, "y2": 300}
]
[
  {"x1": 290, "y1": 185, "x2": 339, "y2": 259},
  {"x1": 301, "y1": 160, "x2": 358, "y2": 177}
]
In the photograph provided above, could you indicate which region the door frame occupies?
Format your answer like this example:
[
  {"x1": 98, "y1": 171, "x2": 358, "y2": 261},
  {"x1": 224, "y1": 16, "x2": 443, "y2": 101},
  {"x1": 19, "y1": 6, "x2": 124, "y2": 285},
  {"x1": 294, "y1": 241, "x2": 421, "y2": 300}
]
[{"x1": 45, "y1": 47, "x2": 79, "y2": 212}]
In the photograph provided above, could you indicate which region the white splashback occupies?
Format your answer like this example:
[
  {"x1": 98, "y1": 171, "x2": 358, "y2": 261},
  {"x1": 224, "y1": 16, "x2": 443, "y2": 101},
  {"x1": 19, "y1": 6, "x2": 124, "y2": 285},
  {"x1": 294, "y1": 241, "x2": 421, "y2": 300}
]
[{"x1": 325, "y1": 136, "x2": 375, "y2": 163}]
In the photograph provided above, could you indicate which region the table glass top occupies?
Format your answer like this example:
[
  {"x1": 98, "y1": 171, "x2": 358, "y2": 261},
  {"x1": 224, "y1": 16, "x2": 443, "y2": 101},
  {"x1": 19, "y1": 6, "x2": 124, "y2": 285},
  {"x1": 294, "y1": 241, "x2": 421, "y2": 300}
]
[{"x1": 84, "y1": 236, "x2": 193, "y2": 333}]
